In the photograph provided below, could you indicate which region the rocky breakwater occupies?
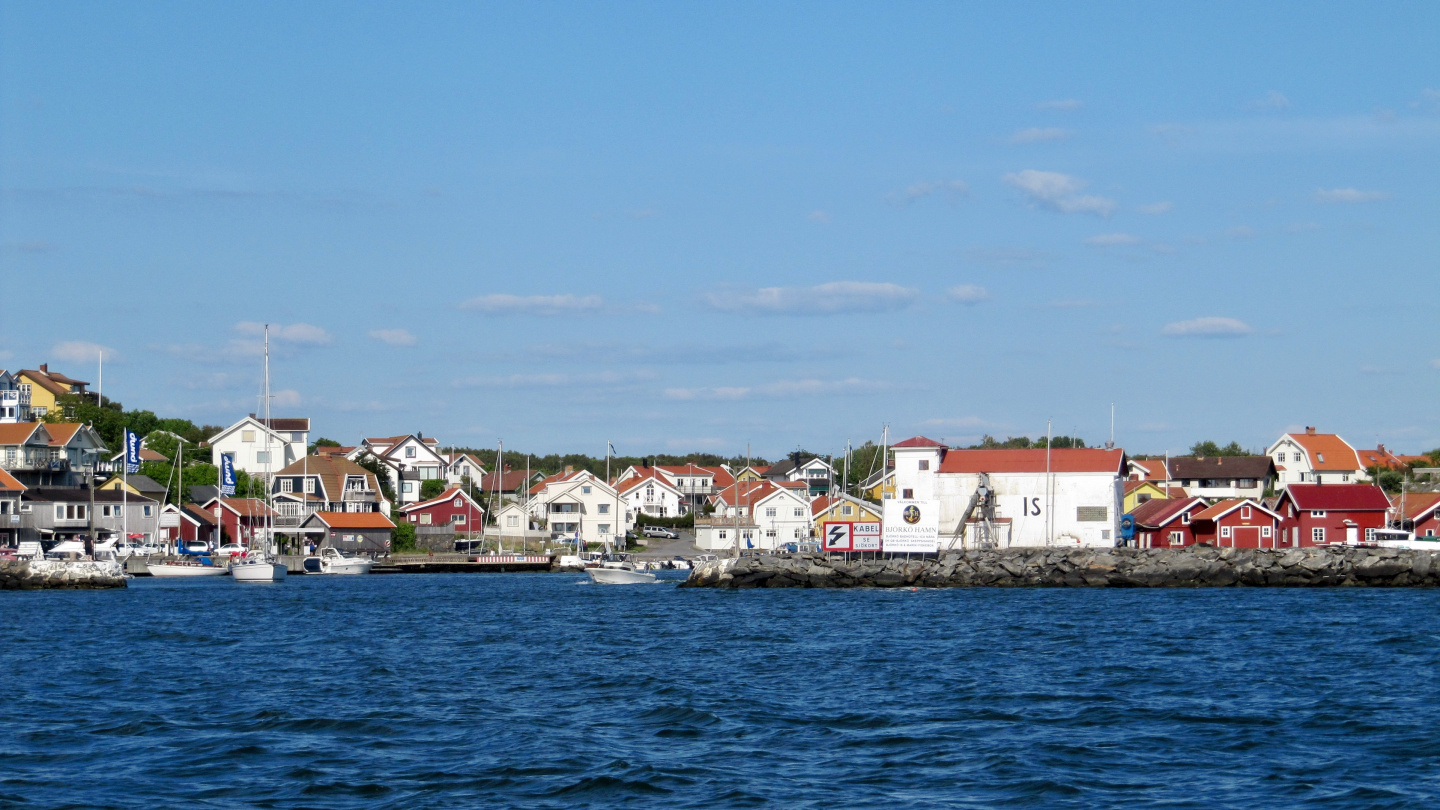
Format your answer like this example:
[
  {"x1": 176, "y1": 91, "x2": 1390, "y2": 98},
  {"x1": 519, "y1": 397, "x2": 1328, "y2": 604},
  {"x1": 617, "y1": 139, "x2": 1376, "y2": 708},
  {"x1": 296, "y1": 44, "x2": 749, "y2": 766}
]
[
  {"x1": 0, "y1": 559, "x2": 128, "y2": 590},
  {"x1": 680, "y1": 546, "x2": 1440, "y2": 589}
]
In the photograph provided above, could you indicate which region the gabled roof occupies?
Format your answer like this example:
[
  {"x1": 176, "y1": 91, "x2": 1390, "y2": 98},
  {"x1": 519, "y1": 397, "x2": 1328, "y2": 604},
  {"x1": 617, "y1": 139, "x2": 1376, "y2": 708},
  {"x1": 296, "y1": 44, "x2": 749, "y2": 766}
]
[
  {"x1": 529, "y1": 469, "x2": 589, "y2": 496},
  {"x1": 1276, "y1": 431, "x2": 1362, "y2": 472},
  {"x1": 1168, "y1": 456, "x2": 1275, "y2": 480},
  {"x1": 1124, "y1": 480, "x2": 1187, "y2": 498},
  {"x1": 939, "y1": 448, "x2": 1125, "y2": 475},
  {"x1": 1128, "y1": 459, "x2": 1169, "y2": 481},
  {"x1": 182, "y1": 503, "x2": 218, "y2": 526},
  {"x1": 1130, "y1": 497, "x2": 1207, "y2": 528},
  {"x1": 892, "y1": 436, "x2": 946, "y2": 448},
  {"x1": 247, "y1": 415, "x2": 310, "y2": 433},
  {"x1": 205, "y1": 498, "x2": 276, "y2": 518},
  {"x1": 0, "y1": 467, "x2": 25, "y2": 492},
  {"x1": 1191, "y1": 499, "x2": 1283, "y2": 523},
  {"x1": 305, "y1": 511, "x2": 395, "y2": 530},
  {"x1": 1358, "y1": 446, "x2": 1404, "y2": 470},
  {"x1": 17, "y1": 367, "x2": 88, "y2": 397},
  {"x1": 1278, "y1": 484, "x2": 1390, "y2": 511},
  {"x1": 619, "y1": 472, "x2": 681, "y2": 497},
  {"x1": 44, "y1": 423, "x2": 82, "y2": 446},
  {"x1": 1393, "y1": 492, "x2": 1440, "y2": 522},
  {"x1": 398, "y1": 487, "x2": 484, "y2": 514},
  {"x1": 272, "y1": 455, "x2": 380, "y2": 503},
  {"x1": 315, "y1": 445, "x2": 356, "y2": 457},
  {"x1": 478, "y1": 469, "x2": 534, "y2": 493},
  {"x1": 110, "y1": 446, "x2": 169, "y2": 462},
  {"x1": 0, "y1": 422, "x2": 47, "y2": 446},
  {"x1": 713, "y1": 480, "x2": 804, "y2": 509},
  {"x1": 101, "y1": 473, "x2": 168, "y2": 496}
]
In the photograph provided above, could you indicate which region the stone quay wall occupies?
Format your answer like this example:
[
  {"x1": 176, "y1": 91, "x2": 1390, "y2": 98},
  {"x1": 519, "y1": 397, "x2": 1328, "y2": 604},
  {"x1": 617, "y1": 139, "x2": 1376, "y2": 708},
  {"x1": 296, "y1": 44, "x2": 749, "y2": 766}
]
[
  {"x1": 0, "y1": 559, "x2": 128, "y2": 590},
  {"x1": 680, "y1": 546, "x2": 1440, "y2": 590}
]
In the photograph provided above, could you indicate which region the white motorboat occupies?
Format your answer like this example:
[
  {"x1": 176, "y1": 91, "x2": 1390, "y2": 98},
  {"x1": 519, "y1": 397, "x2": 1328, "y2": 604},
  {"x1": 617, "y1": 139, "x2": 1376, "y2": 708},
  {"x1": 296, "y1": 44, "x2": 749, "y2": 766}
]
[
  {"x1": 148, "y1": 558, "x2": 229, "y2": 577},
  {"x1": 586, "y1": 559, "x2": 657, "y2": 585},
  {"x1": 303, "y1": 547, "x2": 374, "y2": 575},
  {"x1": 1373, "y1": 528, "x2": 1440, "y2": 551},
  {"x1": 230, "y1": 554, "x2": 287, "y2": 582}
]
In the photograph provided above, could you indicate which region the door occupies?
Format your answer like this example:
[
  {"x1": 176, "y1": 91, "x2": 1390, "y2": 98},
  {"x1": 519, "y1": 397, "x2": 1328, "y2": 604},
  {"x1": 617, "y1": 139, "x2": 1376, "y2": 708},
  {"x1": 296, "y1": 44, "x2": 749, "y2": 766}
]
[
  {"x1": 1231, "y1": 527, "x2": 1261, "y2": 548},
  {"x1": 1345, "y1": 525, "x2": 1358, "y2": 545}
]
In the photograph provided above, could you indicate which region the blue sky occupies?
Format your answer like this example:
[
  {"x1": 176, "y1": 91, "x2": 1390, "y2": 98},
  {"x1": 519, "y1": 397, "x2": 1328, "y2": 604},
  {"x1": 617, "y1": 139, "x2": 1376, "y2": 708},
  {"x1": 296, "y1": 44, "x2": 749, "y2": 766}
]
[{"x1": 2, "y1": 1, "x2": 1437, "y2": 458}]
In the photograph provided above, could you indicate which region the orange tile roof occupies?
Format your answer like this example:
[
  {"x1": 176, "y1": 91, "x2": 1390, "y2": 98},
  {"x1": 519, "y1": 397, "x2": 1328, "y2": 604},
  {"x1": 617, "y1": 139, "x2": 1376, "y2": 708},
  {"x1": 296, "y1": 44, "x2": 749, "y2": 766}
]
[
  {"x1": 810, "y1": 495, "x2": 834, "y2": 516},
  {"x1": 312, "y1": 511, "x2": 395, "y2": 529},
  {"x1": 273, "y1": 455, "x2": 381, "y2": 503},
  {"x1": 1286, "y1": 432, "x2": 1362, "y2": 472},
  {"x1": 44, "y1": 423, "x2": 82, "y2": 446},
  {"x1": 0, "y1": 467, "x2": 25, "y2": 491},
  {"x1": 0, "y1": 423, "x2": 44, "y2": 445},
  {"x1": 217, "y1": 498, "x2": 276, "y2": 517},
  {"x1": 1392, "y1": 492, "x2": 1440, "y2": 521}
]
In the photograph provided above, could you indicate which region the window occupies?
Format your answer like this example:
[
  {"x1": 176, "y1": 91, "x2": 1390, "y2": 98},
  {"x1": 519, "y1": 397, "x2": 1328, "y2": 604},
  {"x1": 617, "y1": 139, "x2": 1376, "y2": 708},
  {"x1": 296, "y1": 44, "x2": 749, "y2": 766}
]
[
  {"x1": 794, "y1": 507, "x2": 804, "y2": 517},
  {"x1": 1310, "y1": 510, "x2": 1326, "y2": 518},
  {"x1": 598, "y1": 524, "x2": 611, "y2": 535},
  {"x1": 765, "y1": 507, "x2": 777, "y2": 517},
  {"x1": 142, "y1": 505, "x2": 151, "y2": 517},
  {"x1": 918, "y1": 460, "x2": 929, "y2": 471},
  {"x1": 766, "y1": 530, "x2": 777, "y2": 539},
  {"x1": 33, "y1": 406, "x2": 46, "y2": 417},
  {"x1": 1181, "y1": 512, "x2": 1191, "y2": 525},
  {"x1": 1292, "y1": 452, "x2": 1300, "y2": 463},
  {"x1": 241, "y1": 430, "x2": 255, "y2": 443},
  {"x1": 405, "y1": 446, "x2": 416, "y2": 458},
  {"x1": 1317, "y1": 453, "x2": 1326, "y2": 464},
  {"x1": 842, "y1": 505, "x2": 854, "y2": 516},
  {"x1": 902, "y1": 489, "x2": 914, "y2": 499},
  {"x1": 420, "y1": 514, "x2": 432, "y2": 524},
  {"x1": 454, "y1": 497, "x2": 463, "y2": 507},
  {"x1": 1101, "y1": 530, "x2": 1111, "y2": 540},
  {"x1": 55, "y1": 505, "x2": 64, "y2": 520},
  {"x1": 4, "y1": 448, "x2": 13, "y2": 464},
  {"x1": 598, "y1": 504, "x2": 610, "y2": 514},
  {"x1": 1241, "y1": 506, "x2": 1251, "y2": 519},
  {"x1": 291, "y1": 432, "x2": 305, "y2": 442},
  {"x1": 1077, "y1": 506, "x2": 1109, "y2": 522},
  {"x1": 718, "y1": 530, "x2": 727, "y2": 540},
  {"x1": 1312, "y1": 527, "x2": 1326, "y2": 544},
  {"x1": 1365, "y1": 527, "x2": 1375, "y2": 542},
  {"x1": 1169, "y1": 531, "x2": 1184, "y2": 545},
  {"x1": 280, "y1": 479, "x2": 293, "y2": 493},
  {"x1": 1221, "y1": 526, "x2": 1232, "y2": 539},
  {"x1": 1262, "y1": 526, "x2": 1272, "y2": 538},
  {"x1": 306, "y1": 478, "x2": 317, "y2": 494},
  {"x1": 582, "y1": 486, "x2": 592, "y2": 494},
  {"x1": 502, "y1": 515, "x2": 517, "y2": 527},
  {"x1": 256, "y1": 451, "x2": 270, "y2": 464},
  {"x1": 454, "y1": 515, "x2": 465, "y2": 524},
  {"x1": 1240, "y1": 479, "x2": 1256, "y2": 488},
  {"x1": 403, "y1": 482, "x2": 414, "y2": 493},
  {"x1": 1341, "y1": 474, "x2": 1349, "y2": 482}
]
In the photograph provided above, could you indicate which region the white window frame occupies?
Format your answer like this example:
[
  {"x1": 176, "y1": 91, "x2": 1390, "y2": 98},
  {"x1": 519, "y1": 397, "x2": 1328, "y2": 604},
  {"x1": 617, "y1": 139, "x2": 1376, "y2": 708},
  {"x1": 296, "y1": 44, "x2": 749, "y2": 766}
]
[
  {"x1": 1221, "y1": 526, "x2": 1232, "y2": 539},
  {"x1": 1311, "y1": 510, "x2": 1326, "y2": 518},
  {"x1": 1168, "y1": 531, "x2": 1184, "y2": 545},
  {"x1": 280, "y1": 479, "x2": 293, "y2": 493},
  {"x1": 1312, "y1": 527, "x2": 1326, "y2": 544},
  {"x1": 1262, "y1": 526, "x2": 1273, "y2": 538}
]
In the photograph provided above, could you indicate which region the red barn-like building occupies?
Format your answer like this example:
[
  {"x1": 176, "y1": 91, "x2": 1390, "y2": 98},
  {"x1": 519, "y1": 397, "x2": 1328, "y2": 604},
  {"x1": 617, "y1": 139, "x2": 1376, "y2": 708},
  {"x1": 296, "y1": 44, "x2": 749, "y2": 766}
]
[
  {"x1": 1129, "y1": 497, "x2": 1208, "y2": 548},
  {"x1": 1274, "y1": 484, "x2": 1390, "y2": 547},
  {"x1": 398, "y1": 487, "x2": 485, "y2": 530},
  {"x1": 1393, "y1": 492, "x2": 1440, "y2": 538},
  {"x1": 1190, "y1": 499, "x2": 1284, "y2": 548}
]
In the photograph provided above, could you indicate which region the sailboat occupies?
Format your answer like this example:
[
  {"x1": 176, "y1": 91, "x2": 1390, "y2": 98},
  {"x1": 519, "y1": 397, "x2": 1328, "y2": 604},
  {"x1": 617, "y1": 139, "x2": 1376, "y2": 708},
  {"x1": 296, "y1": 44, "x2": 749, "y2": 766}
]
[{"x1": 232, "y1": 325, "x2": 287, "y2": 583}]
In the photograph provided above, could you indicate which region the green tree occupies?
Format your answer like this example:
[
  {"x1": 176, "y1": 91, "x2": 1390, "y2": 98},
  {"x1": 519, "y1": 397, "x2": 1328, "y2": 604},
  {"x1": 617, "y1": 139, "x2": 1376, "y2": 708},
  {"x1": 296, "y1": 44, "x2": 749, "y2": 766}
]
[
  {"x1": 1367, "y1": 466, "x2": 1405, "y2": 494},
  {"x1": 1189, "y1": 440, "x2": 1250, "y2": 457},
  {"x1": 392, "y1": 521, "x2": 416, "y2": 552},
  {"x1": 354, "y1": 456, "x2": 397, "y2": 502},
  {"x1": 419, "y1": 479, "x2": 447, "y2": 500},
  {"x1": 309, "y1": 437, "x2": 341, "y2": 453}
]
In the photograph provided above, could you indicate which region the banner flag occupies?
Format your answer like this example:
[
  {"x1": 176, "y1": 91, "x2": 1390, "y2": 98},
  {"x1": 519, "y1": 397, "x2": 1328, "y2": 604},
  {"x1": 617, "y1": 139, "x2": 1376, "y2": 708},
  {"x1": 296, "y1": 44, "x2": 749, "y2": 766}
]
[
  {"x1": 220, "y1": 453, "x2": 237, "y2": 497},
  {"x1": 123, "y1": 429, "x2": 142, "y2": 474}
]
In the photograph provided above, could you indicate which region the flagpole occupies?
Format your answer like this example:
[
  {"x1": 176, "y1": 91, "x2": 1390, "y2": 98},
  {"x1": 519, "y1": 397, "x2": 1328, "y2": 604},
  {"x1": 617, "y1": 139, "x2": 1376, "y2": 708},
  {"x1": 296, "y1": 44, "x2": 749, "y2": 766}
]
[{"x1": 122, "y1": 430, "x2": 129, "y2": 548}]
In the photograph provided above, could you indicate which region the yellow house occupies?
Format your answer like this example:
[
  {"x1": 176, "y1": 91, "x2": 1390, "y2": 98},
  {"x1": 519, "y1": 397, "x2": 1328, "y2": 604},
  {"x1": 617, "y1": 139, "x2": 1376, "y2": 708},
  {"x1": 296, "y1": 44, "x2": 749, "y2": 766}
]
[
  {"x1": 732, "y1": 465, "x2": 766, "y2": 483},
  {"x1": 1123, "y1": 480, "x2": 1188, "y2": 514},
  {"x1": 16, "y1": 364, "x2": 91, "y2": 419},
  {"x1": 98, "y1": 473, "x2": 170, "y2": 501},
  {"x1": 811, "y1": 494, "x2": 885, "y2": 537},
  {"x1": 860, "y1": 468, "x2": 895, "y2": 502}
]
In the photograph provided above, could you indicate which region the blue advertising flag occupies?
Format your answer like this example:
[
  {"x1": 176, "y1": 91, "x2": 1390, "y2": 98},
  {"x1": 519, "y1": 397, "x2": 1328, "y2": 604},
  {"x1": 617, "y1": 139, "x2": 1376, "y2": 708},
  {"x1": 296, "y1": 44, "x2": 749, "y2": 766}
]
[
  {"x1": 123, "y1": 429, "x2": 142, "y2": 474},
  {"x1": 220, "y1": 453, "x2": 237, "y2": 496}
]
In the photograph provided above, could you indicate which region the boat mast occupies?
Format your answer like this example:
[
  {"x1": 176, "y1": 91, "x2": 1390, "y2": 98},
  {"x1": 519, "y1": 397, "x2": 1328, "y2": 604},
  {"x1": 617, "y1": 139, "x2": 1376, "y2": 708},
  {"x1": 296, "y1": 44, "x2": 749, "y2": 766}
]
[{"x1": 263, "y1": 325, "x2": 273, "y2": 555}]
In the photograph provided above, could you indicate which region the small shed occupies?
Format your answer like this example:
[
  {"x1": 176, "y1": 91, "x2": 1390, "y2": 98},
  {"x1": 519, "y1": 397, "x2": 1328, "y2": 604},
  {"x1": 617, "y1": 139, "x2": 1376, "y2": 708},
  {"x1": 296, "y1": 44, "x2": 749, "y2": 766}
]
[{"x1": 301, "y1": 510, "x2": 395, "y2": 554}]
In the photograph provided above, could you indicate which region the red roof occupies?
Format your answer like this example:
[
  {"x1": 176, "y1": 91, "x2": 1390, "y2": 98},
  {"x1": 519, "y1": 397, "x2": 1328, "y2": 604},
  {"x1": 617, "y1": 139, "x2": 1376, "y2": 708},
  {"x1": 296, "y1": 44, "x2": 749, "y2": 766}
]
[
  {"x1": 311, "y1": 511, "x2": 396, "y2": 529},
  {"x1": 215, "y1": 498, "x2": 276, "y2": 518},
  {"x1": 893, "y1": 436, "x2": 946, "y2": 448},
  {"x1": 1191, "y1": 499, "x2": 1282, "y2": 522},
  {"x1": 1130, "y1": 497, "x2": 1205, "y2": 528},
  {"x1": 0, "y1": 467, "x2": 25, "y2": 491},
  {"x1": 479, "y1": 469, "x2": 533, "y2": 493},
  {"x1": 810, "y1": 495, "x2": 834, "y2": 516},
  {"x1": 1280, "y1": 484, "x2": 1390, "y2": 511},
  {"x1": 939, "y1": 448, "x2": 1125, "y2": 475},
  {"x1": 1391, "y1": 492, "x2": 1440, "y2": 521},
  {"x1": 398, "y1": 487, "x2": 483, "y2": 513},
  {"x1": 0, "y1": 423, "x2": 44, "y2": 445}
]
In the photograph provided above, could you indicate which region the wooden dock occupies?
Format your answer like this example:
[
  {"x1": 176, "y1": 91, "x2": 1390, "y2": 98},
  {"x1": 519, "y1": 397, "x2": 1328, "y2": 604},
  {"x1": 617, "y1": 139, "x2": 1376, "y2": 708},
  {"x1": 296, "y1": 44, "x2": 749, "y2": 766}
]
[{"x1": 371, "y1": 553, "x2": 557, "y2": 574}]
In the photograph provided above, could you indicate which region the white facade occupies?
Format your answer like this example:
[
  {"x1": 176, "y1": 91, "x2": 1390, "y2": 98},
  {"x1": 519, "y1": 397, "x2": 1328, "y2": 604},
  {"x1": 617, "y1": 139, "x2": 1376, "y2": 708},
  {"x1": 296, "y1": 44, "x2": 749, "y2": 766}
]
[
  {"x1": 442, "y1": 453, "x2": 486, "y2": 489},
  {"x1": 209, "y1": 416, "x2": 307, "y2": 476},
  {"x1": 526, "y1": 471, "x2": 629, "y2": 546},
  {"x1": 696, "y1": 484, "x2": 812, "y2": 551},
  {"x1": 0, "y1": 371, "x2": 31, "y2": 423},
  {"x1": 358, "y1": 434, "x2": 448, "y2": 504},
  {"x1": 893, "y1": 444, "x2": 1124, "y2": 549},
  {"x1": 620, "y1": 475, "x2": 686, "y2": 520},
  {"x1": 1267, "y1": 432, "x2": 1365, "y2": 487}
]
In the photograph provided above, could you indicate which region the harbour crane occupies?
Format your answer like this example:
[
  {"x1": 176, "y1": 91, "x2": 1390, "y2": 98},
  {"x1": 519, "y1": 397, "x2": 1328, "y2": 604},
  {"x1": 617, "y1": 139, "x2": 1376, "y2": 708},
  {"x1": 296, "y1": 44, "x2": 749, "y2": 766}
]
[{"x1": 949, "y1": 472, "x2": 1001, "y2": 550}]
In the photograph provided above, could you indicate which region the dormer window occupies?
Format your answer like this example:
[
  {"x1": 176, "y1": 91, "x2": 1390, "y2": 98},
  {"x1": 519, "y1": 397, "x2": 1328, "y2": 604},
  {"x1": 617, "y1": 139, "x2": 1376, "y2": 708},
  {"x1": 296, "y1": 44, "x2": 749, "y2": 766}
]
[{"x1": 1316, "y1": 453, "x2": 1325, "y2": 464}]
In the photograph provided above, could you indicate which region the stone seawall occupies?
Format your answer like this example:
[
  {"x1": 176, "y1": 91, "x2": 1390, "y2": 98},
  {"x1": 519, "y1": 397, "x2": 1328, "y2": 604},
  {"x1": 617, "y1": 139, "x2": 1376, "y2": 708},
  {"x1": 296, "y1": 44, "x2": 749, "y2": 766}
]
[
  {"x1": 0, "y1": 559, "x2": 128, "y2": 590},
  {"x1": 680, "y1": 546, "x2": 1440, "y2": 589}
]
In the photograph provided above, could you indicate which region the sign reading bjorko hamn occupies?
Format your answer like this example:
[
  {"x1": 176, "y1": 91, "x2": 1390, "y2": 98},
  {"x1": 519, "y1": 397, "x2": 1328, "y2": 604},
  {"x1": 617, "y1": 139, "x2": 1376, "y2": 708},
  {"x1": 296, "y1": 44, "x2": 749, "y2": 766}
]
[{"x1": 882, "y1": 500, "x2": 939, "y2": 553}]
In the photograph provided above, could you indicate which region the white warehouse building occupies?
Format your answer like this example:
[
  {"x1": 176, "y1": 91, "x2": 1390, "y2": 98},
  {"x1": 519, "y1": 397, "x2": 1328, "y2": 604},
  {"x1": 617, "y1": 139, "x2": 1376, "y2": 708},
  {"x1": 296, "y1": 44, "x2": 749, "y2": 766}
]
[{"x1": 890, "y1": 436, "x2": 1125, "y2": 549}]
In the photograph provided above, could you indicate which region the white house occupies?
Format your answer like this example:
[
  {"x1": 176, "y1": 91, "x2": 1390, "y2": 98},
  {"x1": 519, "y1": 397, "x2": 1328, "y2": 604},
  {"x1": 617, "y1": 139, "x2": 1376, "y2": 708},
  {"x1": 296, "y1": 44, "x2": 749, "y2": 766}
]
[
  {"x1": 695, "y1": 481, "x2": 812, "y2": 551},
  {"x1": 762, "y1": 456, "x2": 837, "y2": 496},
  {"x1": 1266, "y1": 427, "x2": 1365, "y2": 488},
  {"x1": 891, "y1": 436, "x2": 1125, "y2": 549},
  {"x1": 526, "y1": 469, "x2": 627, "y2": 547},
  {"x1": 209, "y1": 415, "x2": 309, "y2": 476},
  {"x1": 618, "y1": 470, "x2": 686, "y2": 521},
  {"x1": 442, "y1": 452, "x2": 487, "y2": 489},
  {"x1": 0, "y1": 370, "x2": 31, "y2": 423},
  {"x1": 353, "y1": 433, "x2": 448, "y2": 504}
]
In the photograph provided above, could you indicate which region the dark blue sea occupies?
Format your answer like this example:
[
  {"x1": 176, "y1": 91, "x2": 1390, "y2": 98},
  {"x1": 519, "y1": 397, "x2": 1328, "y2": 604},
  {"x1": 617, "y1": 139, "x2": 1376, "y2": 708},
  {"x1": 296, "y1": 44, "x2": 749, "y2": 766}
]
[{"x1": 3, "y1": 573, "x2": 1439, "y2": 808}]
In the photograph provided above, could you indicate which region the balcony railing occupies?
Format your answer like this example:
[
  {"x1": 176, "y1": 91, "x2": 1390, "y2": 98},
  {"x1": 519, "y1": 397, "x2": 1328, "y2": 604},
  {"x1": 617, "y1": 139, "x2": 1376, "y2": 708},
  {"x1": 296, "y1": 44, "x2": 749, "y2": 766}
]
[{"x1": 3, "y1": 457, "x2": 69, "y2": 472}]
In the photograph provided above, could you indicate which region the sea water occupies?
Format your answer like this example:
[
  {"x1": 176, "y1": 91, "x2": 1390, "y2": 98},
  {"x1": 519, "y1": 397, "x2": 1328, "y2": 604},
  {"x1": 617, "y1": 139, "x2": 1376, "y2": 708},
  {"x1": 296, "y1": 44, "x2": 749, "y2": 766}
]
[{"x1": 2, "y1": 574, "x2": 1439, "y2": 808}]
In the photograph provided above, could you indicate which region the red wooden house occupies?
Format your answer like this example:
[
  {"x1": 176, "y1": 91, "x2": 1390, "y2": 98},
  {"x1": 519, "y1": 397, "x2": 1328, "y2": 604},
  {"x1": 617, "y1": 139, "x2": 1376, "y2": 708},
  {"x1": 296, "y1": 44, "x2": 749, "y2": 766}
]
[
  {"x1": 1130, "y1": 497, "x2": 1208, "y2": 548},
  {"x1": 1273, "y1": 484, "x2": 1390, "y2": 547},
  {"x1": 1393, "y1": 492, "x2": 1440, "y2": 538},
  {"x1": 202, "y1": 497, "x2": 278, "y2": 546},
  {"x1": 1189, "y1": 499, "x2": 1284, "y2": 548},
  {"x1": 397, "y1": 487, "x2": 484, "y2": 530}
]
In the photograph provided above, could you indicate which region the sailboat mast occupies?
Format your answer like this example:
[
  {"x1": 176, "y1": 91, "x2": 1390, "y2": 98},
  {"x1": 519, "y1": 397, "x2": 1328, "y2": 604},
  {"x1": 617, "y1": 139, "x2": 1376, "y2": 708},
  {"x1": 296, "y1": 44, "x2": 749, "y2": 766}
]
[{"x1": 263, "y1": 325, "x2": 272, "y2": 554}]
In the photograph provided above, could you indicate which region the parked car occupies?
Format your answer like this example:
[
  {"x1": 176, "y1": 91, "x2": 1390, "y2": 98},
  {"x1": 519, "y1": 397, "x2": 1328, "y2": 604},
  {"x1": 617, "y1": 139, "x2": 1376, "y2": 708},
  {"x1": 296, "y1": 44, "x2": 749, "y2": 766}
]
[
  {"x1": 181, "y1": 542, "x2": 213, "y2": 555},
  {"x1": 641, "y1": 526, "x2": 679, "y2": 539},
  {"x1": 213, "y1": 543, "x2": 247, "y2": 557}
]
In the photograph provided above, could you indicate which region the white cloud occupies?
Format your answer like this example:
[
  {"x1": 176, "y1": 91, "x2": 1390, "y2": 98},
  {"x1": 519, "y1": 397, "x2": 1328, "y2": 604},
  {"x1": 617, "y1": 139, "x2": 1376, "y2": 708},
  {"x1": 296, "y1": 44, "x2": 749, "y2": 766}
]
[
  {"x1": 1037, "y1": 99, "x2": 1083, "y2": 111},
  {"x1": 272, "y1": 389, "x2": 302, "y2": 407},
  {"x1": 888, "y1": 179, "x2": 969, "y2": 204},
  {"x1": 1084, "y1": 233, "x2": 1142, "y2": 246},
  {"x1": 50, "y1": 340, "x2": 117, "y2": 364},
  {"x1": 1248, "y1": 91, "x2": 1292, "y2": 111},
  {"x1": 1315, "y1": 187, "x2": 1389, "y2": 203},
  {"x1": 1138, "y1": 201, "x2": 1173, "y2": 215},
  {"x1": 664, "y1": 377, "x2": 888, "y2": 401},
  {"x1": 946, "y1": 284, "x2": 991, "y2": 304},
  {"x1": 1009, "y1": 127, "x2": 1071, "y2": 144},
  {"x1": 807, "y1": 210, "x2": 831, "y2": 224},
  {"x1": 368, "y1": 328, "x2": 418, "y2": 347},
  {"x1": 704, "y1": 281, "x2": 919, "y2": 315},
  {"x1": 235, "y1": 322, "x2": 332, "y2": 345},
  {"x1": 459, "y1": 294, "x2": 604, "y2": 315},
  {"x1": 1002, "y1": 170, "x2": 1116, "y2": 216},
  {"x1": 1162, "y1": 317, "x2": 1253, "y2": 338}
]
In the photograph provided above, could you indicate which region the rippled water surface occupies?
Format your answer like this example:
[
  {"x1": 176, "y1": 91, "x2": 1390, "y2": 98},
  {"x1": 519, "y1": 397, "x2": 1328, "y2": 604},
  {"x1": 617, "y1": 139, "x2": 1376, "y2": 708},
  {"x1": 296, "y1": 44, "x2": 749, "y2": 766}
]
[{"x1": 3, "y1": 573, "x2": 1440, "y2": 808}]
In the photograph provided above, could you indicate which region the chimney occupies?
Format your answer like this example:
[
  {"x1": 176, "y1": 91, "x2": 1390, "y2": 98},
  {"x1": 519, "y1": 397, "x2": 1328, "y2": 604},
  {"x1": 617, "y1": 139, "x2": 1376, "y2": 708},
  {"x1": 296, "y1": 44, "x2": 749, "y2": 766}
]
[
  {"x1": 1305, "y1": 426, "x2": 1317, "y2": 435},
  {"x1": 1377, "y1": 443, "x2": 1386, "y2": 453},
  {"x1": 39, "y1": 364, "x2": 48, "y2": 373},
  {"x1": 564, "y1": 465, "x2": 574, "y2": 475}
]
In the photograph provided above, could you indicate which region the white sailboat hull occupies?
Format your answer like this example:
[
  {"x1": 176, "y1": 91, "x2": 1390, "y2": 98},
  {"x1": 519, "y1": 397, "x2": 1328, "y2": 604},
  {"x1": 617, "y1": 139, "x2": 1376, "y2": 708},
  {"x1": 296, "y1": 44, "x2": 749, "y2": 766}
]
[
  {"x1": 587, "y1": 567, "x2": 657, "y2": 585},
  {"x1": 148, "y1": 562, "x2": 229, "y2": 578},
  {"x1": 322, "y1": 559, "x2": 373, "y2": 575},
  {"x1": 231, "y1": 560, "x2": 287, "y2": 582}
]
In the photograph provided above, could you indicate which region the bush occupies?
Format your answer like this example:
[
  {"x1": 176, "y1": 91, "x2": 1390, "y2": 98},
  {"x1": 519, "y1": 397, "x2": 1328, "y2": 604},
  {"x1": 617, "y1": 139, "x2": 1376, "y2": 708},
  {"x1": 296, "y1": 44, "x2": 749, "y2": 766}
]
[
  {"x1": 419, "y1": 479, "x2": 447, "y2": 500},
  {"x1": 392, "y1": 522, "x2": 416, "y2": 552},
  {"x1": 634, "y1": 513, "x2": 694, "y2": 529}
]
